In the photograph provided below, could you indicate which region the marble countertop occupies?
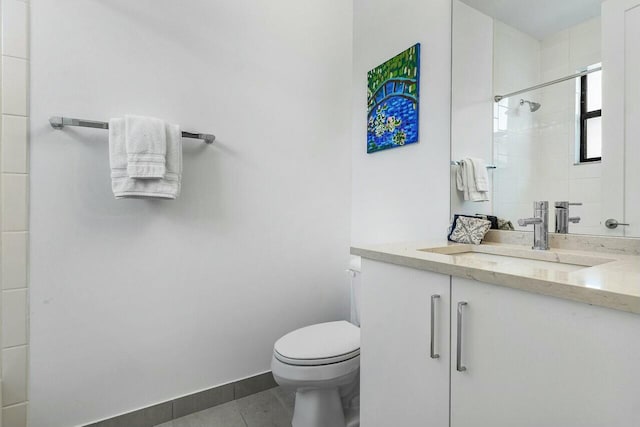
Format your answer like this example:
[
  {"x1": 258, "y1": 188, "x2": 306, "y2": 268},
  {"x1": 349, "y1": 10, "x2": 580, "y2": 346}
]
[{"x1": 351, "y1": 232, "x2": 640, "y2": 315}]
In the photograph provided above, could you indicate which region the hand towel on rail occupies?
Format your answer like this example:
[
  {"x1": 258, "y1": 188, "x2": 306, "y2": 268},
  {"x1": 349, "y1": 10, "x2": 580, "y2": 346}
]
[
  {"x1": 469, "y1": 158, "x2": 489, "y2": 192},
  {"x1": 455, "y1": 158, "x2": 489, "y2": 202},
  {"x1": 109, "y1": 118, "x2": 182, "y2": 199},
  {"x1": 125, "y1": 115, "x2": 167, "y2": 179}
]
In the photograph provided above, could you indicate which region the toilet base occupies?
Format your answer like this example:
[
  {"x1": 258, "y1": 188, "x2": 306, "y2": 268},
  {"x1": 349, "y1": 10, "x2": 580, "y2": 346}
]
[
  {"x1": 271, "y1": 351, "x2": 360, "y2": 427},
  {"x1": 293, "y1": 388, "x2": 346, "y2": 427}
]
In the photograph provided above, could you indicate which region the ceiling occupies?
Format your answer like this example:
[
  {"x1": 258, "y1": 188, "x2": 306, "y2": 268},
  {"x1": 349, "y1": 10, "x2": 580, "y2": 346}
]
[{"x1": 461, "y1": 0, "x2": 603, "y2": 40}]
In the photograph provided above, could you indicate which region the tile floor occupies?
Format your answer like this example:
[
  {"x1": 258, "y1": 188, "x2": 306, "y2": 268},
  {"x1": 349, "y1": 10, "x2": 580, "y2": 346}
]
[{"x1": 155, "y1": 386, "x2": 294, "y2": 427}]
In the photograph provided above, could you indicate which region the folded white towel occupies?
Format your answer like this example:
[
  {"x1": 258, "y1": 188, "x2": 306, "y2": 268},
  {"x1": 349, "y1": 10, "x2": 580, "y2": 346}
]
[
  {"x1": 469, "y1": 158, "x2": 489, "y2": 192},
  {"x1": 109, "y1": 118, "x2": 182, "y2": 199},
  {"x1": 455, "y1": 158, "x2": 489, "y2": 202},
  {"x1": 125, "y1": 115, "x2": 167, "y2": 179}
]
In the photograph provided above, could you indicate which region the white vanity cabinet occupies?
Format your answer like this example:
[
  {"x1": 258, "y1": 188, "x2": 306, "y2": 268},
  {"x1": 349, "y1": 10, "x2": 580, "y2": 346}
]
[
  {"x1": 450, "y1": 276, "x2": 640, "y2": 427},
  {"x1": 360, "y1": 261, "x2": 640, "y2": 427},
  {"x1": 360, "y1": 259, "x2": 451, "y2": 427}
]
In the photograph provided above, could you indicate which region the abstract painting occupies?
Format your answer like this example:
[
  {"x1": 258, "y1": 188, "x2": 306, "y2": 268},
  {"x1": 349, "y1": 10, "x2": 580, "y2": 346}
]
[{"x1": 367, "y1": 44, "x2": 420, "y2": 153}]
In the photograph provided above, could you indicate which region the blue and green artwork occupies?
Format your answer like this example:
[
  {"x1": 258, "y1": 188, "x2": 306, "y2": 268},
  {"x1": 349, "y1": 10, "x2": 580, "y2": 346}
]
[{"x1": 367, "y1": 44, "x2": 420, "y2": 153}]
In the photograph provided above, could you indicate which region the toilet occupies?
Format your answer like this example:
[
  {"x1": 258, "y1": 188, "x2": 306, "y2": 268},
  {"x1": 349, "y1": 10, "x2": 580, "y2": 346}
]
[{"x1": 271, "y1": 259, "x2": 361, "y2": 427}]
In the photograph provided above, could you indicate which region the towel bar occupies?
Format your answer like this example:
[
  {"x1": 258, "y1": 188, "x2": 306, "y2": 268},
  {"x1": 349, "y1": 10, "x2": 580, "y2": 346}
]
[
  {"x1": 451, "y1": 160, "x2": 496, "y2": 169},
  {"x1": 49, "y1": 116, "x2": 216, "y2": 144}
]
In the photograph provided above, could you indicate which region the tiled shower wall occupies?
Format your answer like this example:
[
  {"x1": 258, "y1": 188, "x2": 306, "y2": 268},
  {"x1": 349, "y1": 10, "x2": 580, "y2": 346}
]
[
  {"x1": 538, "y1": 18, "x2": 602, "y2": 235},
  {"x1": 1, "y1": 0, "x2": 30, "y2": 426},
  {"x1": 493, "y1": 17, "x2": 602, "y2": 234}
]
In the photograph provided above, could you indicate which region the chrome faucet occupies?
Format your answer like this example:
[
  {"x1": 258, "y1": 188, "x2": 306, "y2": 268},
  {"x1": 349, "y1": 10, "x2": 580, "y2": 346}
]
[
  {"x1": 554, "y1": 201, "x2": 581, "y2": 234},
  {"x1": 518, "y1": 201, "x2": 549, "y2": 250}
]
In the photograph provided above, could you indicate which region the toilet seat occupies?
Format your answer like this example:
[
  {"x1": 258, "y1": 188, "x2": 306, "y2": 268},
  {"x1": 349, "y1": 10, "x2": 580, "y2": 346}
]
[
  {"x1": 271, "y1": 320, "x2": 361, "y2": 427},
  {"x1": 274, "y1": 321, "x2": 360, "y2": 367},
  {"x1": 275, "y1": 348, "x2": 360, "y2": 366}
]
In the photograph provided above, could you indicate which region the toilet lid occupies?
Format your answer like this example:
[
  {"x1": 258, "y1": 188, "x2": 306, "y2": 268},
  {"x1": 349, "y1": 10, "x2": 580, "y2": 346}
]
[{"x1": 274, "y1": 321, "x2": 360, "y2": 365}]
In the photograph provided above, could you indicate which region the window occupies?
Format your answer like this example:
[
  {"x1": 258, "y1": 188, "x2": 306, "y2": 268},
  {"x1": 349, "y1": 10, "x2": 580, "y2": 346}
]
[{"x1": 579, "y1": 66, "x2": 602, "y2": 162}]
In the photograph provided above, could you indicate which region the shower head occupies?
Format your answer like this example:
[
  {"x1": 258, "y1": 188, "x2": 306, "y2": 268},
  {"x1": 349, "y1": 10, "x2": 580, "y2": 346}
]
[{"x1": 520, "y1": 99, "x2": 541, "y2": 112}]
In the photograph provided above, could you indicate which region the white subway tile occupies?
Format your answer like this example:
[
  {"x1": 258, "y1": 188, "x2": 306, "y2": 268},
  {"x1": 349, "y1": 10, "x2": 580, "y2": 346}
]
[
  {"x1": 1, "y1": 346, "x2": 27, "y2": 405},
  {"x1": 569, "y1": 18, "x2": 601, "y2": 70},
  {"x1": 569, "y1": 162, "x2": 601, "y2": 180},
  {"x1": 1, "y1": 173, "x2": 28, "y2": 231},
  {"x1": 2, "y1": 289, "x2": 28, "y2": 348},
  {"x1": 569, "y1": 177, "x2": 602, "y2": 204},
  {"x1": 569, "y1": 202, "x2": 602, "y2": 228},
  {"x1": 1, "y1": 232, "x2": 28, "y2": 290},
  {"x1": 2, "y1": 402, "x2": 28, "y2": 427},
  {"x1": 1, "y1": 115, "x2": 29, "y2": 173},
  {"x1": 1, "y1": 0, "x2": 29, "y2": 58},
  {"x1": 540, "y1": 30, "x2": 569, "y2": 76},
  {"x1": 1, "y1": 56, "x2": 28, "y2": 116}
]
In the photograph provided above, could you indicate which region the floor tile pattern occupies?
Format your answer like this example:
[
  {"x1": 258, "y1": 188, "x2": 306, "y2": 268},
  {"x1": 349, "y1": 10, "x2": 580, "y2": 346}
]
[{"x1": 155, "y1": 387, "x2": 294, "y2": 427}]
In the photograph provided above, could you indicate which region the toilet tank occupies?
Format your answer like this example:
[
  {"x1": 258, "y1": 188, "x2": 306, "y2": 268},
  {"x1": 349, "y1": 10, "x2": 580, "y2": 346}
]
[{"x1": 347, "y1": 256, "x2": 362, "y2": 326}]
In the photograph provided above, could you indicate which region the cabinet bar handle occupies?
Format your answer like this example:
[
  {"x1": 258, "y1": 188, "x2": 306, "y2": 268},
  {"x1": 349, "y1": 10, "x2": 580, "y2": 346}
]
[
  {"x1": 430, "y1": 294, "x2": 440, "y2": 359},
  {"x1": 457, "y1": 301, "x2": 468, "y2": 372}
]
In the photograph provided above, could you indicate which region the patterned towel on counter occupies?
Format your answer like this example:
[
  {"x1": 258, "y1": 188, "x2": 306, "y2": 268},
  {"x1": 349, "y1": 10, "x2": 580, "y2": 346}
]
[
  {"x1": 449, "y1": 216, "x2": 492, "y2": 245},
  {"x1": 448, "y1": 214, "x2": 481, "y2": 241}
]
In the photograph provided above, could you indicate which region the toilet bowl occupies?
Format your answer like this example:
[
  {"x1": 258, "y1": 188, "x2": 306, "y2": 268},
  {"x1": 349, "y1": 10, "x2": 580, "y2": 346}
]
[{"x1": 271, "y1": 320, "x2": 360, "y2": 427}]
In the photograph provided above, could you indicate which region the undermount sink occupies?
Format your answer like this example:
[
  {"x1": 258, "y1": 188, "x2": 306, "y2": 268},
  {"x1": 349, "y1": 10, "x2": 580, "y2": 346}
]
[{"x1": 419, "y1": 244, "x2": 616, "y2": 274}]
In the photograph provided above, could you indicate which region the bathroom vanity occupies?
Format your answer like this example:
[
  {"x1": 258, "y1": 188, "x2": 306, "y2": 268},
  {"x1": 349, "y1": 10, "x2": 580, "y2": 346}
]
[
  {"x1": 352, "y1": 232, "x2": 640, "y2": 427},
  {"x1": 354, "y1": 0, "x2": 640, "y2": 424}
]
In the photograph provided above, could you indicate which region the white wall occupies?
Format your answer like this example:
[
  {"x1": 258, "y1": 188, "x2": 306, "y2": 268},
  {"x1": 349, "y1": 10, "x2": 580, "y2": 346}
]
[
  {"x1": 351, "y1": 0, "x2": 452, "y2": 245},
  {"x1": 451, "y1": 0, "x2": 494, "y2": 217},
  {"x1": 29, "y1": 1, "x2": 352, "y2": 426}
]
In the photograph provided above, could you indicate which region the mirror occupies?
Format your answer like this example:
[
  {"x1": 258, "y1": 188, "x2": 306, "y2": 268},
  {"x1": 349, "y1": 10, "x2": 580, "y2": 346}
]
[{"x1": 451, "y1": 0, "x2": 639, "y2": 238}]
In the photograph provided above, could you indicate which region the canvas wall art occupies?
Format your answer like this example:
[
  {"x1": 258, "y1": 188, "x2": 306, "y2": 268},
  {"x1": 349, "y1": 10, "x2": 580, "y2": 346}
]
[{"x1": 367, "y1": 43, "x2": 420, "y2": 153}]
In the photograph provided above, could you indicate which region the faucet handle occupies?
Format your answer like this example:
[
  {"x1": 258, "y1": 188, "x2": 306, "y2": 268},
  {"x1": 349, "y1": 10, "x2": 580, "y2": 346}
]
[
  {"x1": 518, "y1": 217, "x2": 543, "y2": 227},
  {"x1": 555, "y1": 201, "x2": 582, "y2": 208}
]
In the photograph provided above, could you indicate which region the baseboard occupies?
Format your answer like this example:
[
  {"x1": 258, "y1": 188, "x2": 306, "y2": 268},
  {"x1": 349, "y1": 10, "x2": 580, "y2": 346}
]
[{"x1": 83, "y1": 371, "x2": 277, "y2": 427}]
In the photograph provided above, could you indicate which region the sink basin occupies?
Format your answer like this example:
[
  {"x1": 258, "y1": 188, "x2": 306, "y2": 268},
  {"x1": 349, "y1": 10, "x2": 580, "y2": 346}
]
[{"x1": 420, "y1": 244, "x2": 616, "y2": 274}]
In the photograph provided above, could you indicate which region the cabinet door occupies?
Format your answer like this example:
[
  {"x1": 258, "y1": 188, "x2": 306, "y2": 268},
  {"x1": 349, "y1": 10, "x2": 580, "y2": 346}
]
[
  {"x1": 451, "y1": 277, "x2": 640, "y2": 427},
  {"x1": 361, "y1": 260, "x2": 450, "y2": 427}
]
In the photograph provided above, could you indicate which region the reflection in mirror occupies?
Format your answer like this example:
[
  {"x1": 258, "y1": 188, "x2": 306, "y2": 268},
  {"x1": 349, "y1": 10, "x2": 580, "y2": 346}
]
[{"x1": 450, "y1": 0, "x2": 640, "y2": 238}]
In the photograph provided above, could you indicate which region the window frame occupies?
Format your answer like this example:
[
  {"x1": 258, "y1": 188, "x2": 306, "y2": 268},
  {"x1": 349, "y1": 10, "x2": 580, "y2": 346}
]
[{"x1": 579, "y1": 73, "x2": 602, "y2": 163}]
